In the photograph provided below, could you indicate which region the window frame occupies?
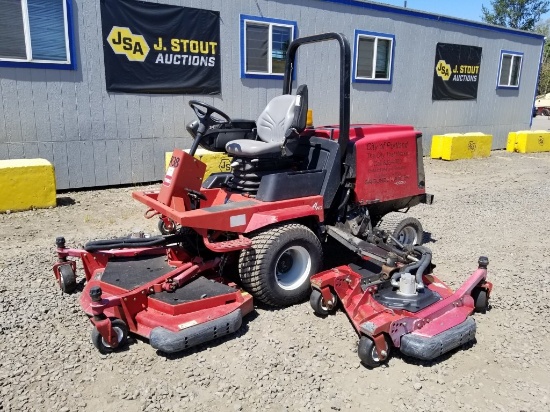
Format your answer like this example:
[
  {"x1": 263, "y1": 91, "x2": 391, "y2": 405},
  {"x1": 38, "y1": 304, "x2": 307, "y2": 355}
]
[
  {"x1": 240, "y1": 14, "x2": 297, "y2": 80},
  {"x1": 352, "y1": 29, "x2": 395, "y2": 84},
  {"x1": 496, "y1": 50, "x2": 523, "y2": 89},
  {"x1": 0, "y1": 0, "x2": 76, "y2": 70}
]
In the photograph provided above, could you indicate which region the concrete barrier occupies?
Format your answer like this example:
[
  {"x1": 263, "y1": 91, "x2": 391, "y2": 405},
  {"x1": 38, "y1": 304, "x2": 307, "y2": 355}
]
[
  {"x1": 506, "y1": 130, "x2": 550, "y2": 153},
  {"x1": 165, "y1": 149, "x2": 231, "y2": 178},
  {"x1": 431, "y1": 132, "x2": 492, "y2": 160},
  {"x1": 0, "y1": 159, "x2": 56, "y2": 212}
]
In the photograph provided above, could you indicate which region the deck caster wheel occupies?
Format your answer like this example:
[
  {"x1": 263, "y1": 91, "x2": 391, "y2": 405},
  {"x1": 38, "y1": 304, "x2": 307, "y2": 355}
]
[
  {"x1": 91, "y1": 319, "x2": 129, "y2": 354},
  {"x1": 472, "y1": 287, "x2": 489, "y2": 313},
  {"x1": 358, "y1": 336, "x2": 390, "y2": 368},
  {"x1": 158, "y1": 218, "x2": 177, "y2": 235},
  {"x1": 309, "y1": 289, "x2": 337, "y2": 316},
  {"x1": 58, "y1": 265, "x2": 77, "y2": 294}
]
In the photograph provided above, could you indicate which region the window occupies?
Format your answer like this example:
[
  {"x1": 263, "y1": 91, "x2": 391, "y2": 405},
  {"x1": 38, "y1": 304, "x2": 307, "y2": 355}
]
[
  {"x1": 353, "y1": 30, "x2": 394, "y2": 83},
  {"x1": 0, "y1": 0, "x2": 75, "y2": 70},
  {"x1": 497, "y1": 50, "x2": 523, "y2": 88},
  {"x1": 240, "y1": 14, "x2": 296, "y2": 79}
]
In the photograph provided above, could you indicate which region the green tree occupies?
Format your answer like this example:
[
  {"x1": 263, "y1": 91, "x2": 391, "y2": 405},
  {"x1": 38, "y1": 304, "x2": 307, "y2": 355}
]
[
  {"x1": 535, "y1": 19, "x2": 550, "y2": 94},
  {"x1": 482, "y1": 0, "x2": 550, "y2": 31}
]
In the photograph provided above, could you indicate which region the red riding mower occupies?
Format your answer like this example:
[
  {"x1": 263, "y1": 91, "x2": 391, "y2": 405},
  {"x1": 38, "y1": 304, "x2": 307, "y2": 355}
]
[{"x1": 53, "y1": 33, "x2": 435, "y2": 354}]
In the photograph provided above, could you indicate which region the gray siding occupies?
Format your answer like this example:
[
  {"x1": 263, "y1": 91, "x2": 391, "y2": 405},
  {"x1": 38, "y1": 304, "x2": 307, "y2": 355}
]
[{"x1": 0, "y1": 0, "x2": 543, "y2": 189}]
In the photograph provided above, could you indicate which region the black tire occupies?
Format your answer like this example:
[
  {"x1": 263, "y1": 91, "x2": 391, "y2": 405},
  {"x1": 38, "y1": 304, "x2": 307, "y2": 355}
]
[
  {"x1": 58, "y1": 265, "x2": 77, "y2": 294},
  {"x1": 91, "y1": 319, "x2": 129, "y2": 354},
  {"x1": 158, "y1": 218, "x2": 177, "y2": 235},
  {"x1": 471, "y1": 287, "x2": 489, "y2": 313},
  {"x1": 358, "y1": 335, "x2": 391, "y2": 368},
  {"x1": 239, "y1": 223, "x2": 323, "y2": 307},
  {"x1": 309, "y1": 288, "x2": 337, "y2": 316},
  {"x1": 542, "y1": 108, "x2": 550, "y2": 117},
  {"x1": 378, "y1": 214, "x2": 424, "y2": 246}
]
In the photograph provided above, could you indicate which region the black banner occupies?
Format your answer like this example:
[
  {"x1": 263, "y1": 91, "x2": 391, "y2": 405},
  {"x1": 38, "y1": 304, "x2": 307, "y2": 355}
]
[
  {"x1": 432, "y1": 43, "x2": 482, "y2": 100},
  {"x1": 100, "y1": 0, "x2": 220, "y2": 94}
]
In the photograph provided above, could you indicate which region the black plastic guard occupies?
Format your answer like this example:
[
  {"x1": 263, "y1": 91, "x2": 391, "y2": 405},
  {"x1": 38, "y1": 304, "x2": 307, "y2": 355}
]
[
  {"x1": 149, "y1": 309, "x2": 243, "y2": 353},
  {"x1": 400, "y1": 317, "x2": 476, "y2": 361}
]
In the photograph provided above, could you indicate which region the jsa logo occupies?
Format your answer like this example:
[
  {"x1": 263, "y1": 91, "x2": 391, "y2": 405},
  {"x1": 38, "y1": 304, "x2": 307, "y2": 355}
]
[
  {"x1": 107, "y1": 26, "x2": 150, "y2": 62},
  {"x1": 436, "y1": 59, "x2": 451, "y2": 81}
]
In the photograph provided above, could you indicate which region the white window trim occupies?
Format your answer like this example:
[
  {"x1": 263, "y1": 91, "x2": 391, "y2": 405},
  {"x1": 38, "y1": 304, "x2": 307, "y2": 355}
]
[
  {"x1": 498, "y1": 51, "x2": 523, "y2": 88},
  {"x1": 243, "y1": 19, "x2": 294, "y2": 76},
  {"x1": 355, "y1": 34, "x2": 394, "y2": 81},
  {"x1": 0, "y1": 0, "x2": 72, "y2": 65}
]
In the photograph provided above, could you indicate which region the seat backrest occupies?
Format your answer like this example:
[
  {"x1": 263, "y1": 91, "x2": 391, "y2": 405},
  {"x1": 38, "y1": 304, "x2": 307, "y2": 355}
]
[{"x1": 256, "y1": 85, "x2": 308, "y2": 143}]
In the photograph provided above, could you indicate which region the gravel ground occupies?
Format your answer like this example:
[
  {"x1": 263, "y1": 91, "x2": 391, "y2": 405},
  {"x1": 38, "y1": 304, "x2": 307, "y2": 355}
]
[{"x1": 1, "y1": 150, "x2": 549, "y2": 412}]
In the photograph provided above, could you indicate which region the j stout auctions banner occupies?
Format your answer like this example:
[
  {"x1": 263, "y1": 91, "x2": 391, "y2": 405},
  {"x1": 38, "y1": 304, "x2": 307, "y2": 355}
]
[
  {"x1": 432, "y1": 43, "x2": 482, "y2": 100},
  {"x1": 100, "y1": 0, "x2": 220, "y2": 94}
]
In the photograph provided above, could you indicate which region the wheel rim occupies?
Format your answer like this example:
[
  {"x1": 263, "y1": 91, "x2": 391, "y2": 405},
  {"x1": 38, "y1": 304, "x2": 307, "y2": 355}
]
[
  {"x1": 397, "y1": 226, "x2": 417, "y2": 245},
  {"x1": 101, "y1": 326, "x2": 124, "y2": 348},
  {"x1": 274, "y1": 245, "x2": 311, "y2": 290},
  {"x1": 371, "y1": 345, "x2": 381, "y2": 362}
]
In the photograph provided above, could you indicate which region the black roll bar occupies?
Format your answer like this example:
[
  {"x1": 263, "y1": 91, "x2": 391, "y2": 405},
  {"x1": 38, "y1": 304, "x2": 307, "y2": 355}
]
[{"x1": 283, "y1": 32, "x2": 351, "y2": 159}]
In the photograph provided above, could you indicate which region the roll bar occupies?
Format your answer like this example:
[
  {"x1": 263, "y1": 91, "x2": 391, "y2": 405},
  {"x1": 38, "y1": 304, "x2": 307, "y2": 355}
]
[{"x1": 283, "y1": 32, "x2": 351, "y2": 159}]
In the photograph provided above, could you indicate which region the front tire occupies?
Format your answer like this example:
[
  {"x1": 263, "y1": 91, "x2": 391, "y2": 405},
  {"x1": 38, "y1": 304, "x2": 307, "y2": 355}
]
[
  {"x1": 358, "y1": 336, "x2": 391, "y2": 368},
  {"x1": 91, "y1": 319, "x2": 129, "y2": 354},
  {"x1": 58, "y1": 265, "x2": 77, "y2": 294},
  {"x1": 239, "y1": 223, "x2": 322, "y2": 307},
  {"x1": 472, "y1": 287, "x2": 489, "y2": 313},
  {"x1": 310, "y1": 289, "x2": 337, "y2": 316}
]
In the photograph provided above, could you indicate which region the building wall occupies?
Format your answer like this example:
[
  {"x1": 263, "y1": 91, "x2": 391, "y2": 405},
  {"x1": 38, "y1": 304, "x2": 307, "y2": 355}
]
[{"x1": 0, "y1": 0, "x2": 544, "y2": 189}]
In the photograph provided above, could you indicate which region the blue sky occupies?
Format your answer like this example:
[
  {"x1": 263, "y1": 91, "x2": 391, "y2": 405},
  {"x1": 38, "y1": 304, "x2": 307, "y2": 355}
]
[{"x1": 376, "y1": 0, "x2": 550, "y2": 23}]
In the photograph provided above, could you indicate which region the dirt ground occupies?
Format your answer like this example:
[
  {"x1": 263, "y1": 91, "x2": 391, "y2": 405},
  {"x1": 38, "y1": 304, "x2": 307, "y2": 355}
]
[{"x1": 0, "y1": 150, "x2": 549, "y2": 412}]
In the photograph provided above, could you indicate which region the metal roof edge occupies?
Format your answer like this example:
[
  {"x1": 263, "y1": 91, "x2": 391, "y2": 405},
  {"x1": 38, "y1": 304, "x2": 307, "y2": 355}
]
[{"x1": 317, "y1": 0, "x2": 546, "y2": 41}]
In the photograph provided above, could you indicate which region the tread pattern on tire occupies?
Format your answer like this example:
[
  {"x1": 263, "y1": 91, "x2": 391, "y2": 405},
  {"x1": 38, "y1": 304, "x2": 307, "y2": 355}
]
[
  {"x1": 376, "y1": 212, "x2": 405, "y2": 232},
  {"x1": 239, "y1": 223, "x2": 322, "y2": 307}
]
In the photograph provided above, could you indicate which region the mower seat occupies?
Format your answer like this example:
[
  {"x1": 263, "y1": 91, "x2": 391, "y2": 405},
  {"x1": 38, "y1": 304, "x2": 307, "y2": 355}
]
[{"x1": 225, "y1": 85, "x2": 308, "y2": 158}]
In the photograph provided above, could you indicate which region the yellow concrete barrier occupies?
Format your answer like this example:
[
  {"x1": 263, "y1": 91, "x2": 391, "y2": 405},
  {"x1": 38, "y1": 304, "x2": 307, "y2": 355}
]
[
  {"x1": 431, "y1": 132, "x2": 492, "y2": 160},
  {"x1": 165, "y1": 149, "x2": 231, "y2": 178},
  {"x1": 0, "y1": 159, "x2": 56, "y2": 212},
  {"x1": 506, "y1": 130, "x2": 550, "y2": 153}
]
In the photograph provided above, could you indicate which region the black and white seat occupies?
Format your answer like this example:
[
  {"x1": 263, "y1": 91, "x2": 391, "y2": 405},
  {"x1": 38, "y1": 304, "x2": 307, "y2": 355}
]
[
  {"x1": 226, "y1": 85, "x2": 308, "y2": 158},
  {"x1": 224, "y1": 85, "x2": 309, "y2": 193}
]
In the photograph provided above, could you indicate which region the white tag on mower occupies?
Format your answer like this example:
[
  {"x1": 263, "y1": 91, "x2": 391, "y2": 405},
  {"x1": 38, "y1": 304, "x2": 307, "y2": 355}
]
[{"x1": 178, "y1": 320, "x2": 198, "y2": 330}]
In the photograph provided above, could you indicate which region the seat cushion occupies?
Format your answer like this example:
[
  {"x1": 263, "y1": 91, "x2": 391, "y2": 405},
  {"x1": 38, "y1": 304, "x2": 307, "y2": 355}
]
[{"x1": 226, "y1": 139, "x2": 282, "y2": 157}]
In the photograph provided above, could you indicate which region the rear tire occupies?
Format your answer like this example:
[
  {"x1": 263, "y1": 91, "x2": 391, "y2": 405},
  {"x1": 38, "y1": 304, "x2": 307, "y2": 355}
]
[
  {"x1": 239, "y1": 223, "x2": 322, "y2": 307},
  {"x1": 378, "y1": 214, "x2": 424, "y2": 245}
]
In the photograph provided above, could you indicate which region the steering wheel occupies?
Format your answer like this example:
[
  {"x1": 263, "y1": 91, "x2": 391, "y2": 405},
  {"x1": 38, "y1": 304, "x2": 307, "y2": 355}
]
[{"x1": 188, "y1": 100, "x2": 232, "y2": 156}]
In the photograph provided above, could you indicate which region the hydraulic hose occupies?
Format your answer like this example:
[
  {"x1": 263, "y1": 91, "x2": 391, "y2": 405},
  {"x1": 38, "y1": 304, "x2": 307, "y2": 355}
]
[
  {"x1": 84, "y1": 234, "x2": 181, "y2": 252},
  {"x1": 390, "y1": 245, "x2": 432, "y2": 289},
  {"x1": 412, "y1": 246, "x2": 432, "y2": 290}
]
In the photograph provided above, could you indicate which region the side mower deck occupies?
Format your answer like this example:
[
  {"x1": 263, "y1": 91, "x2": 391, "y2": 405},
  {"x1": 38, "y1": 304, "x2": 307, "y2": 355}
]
[
  {"x1": 53, "y1": 237, "x2": 253, "y2": 354},
  {"x1": 310, "y1": 235, "x2": 492, "y2": 367}
]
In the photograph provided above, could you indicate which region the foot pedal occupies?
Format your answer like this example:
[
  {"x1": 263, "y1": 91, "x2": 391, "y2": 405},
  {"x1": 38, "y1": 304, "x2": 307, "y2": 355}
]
[{"x1": 203, "y1": 235, "x2": 252, "y2": 252}]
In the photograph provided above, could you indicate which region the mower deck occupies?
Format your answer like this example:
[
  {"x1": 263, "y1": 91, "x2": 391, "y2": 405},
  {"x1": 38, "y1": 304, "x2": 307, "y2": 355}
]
[
  {"x1": 53, "y1": 239, "x2": 253, "y2": 354},
  {"x1": 310, "y1": 254, "x2": 492, "y2": 366}
]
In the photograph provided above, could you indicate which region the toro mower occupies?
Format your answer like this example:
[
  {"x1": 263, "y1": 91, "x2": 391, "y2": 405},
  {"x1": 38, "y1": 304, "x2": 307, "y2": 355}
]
[
  {"x1": 309, "y1": 227, "x2": 493, "y2": 367},
  {"x1": 53, "y1": 33, "x2": 433, "y2": 354}
]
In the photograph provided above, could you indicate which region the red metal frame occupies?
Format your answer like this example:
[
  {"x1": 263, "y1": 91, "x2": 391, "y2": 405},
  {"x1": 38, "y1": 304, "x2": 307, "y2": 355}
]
[{"x1": 311, "y1": 263, "x2": 492, "y2": 358}]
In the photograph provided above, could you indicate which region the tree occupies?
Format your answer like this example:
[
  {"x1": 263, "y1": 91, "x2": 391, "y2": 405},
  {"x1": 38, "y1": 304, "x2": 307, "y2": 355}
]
[
  {"x1": 535, "y1": 19, "x2": 550, "y2": 94},
  {"x1": 481, "y1": 0, "x2": 550, "y2": 31}
]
